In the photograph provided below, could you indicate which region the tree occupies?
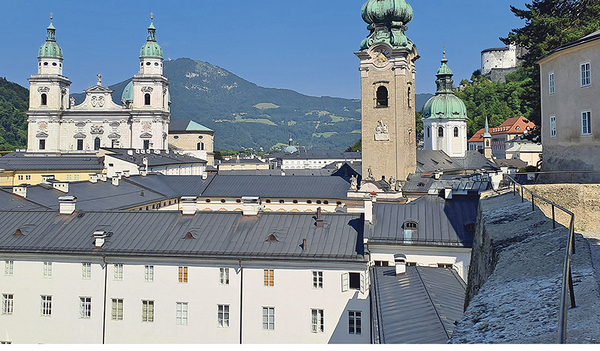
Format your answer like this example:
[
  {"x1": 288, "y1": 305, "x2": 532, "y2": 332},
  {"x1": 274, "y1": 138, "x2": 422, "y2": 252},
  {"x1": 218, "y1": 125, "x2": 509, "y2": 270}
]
[
  {"x1": 345, "y1": 139, "x2": 361, "y2": 152},
  {"x1": 500, "y1": 0, "x2": 600, "y2": 125}
]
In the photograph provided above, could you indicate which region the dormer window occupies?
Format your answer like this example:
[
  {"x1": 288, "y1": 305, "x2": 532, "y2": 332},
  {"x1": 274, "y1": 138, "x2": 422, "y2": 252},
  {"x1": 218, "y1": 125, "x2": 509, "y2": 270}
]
[{"x1": 403, "y1": 221, "x2": 418, "y2": 244}]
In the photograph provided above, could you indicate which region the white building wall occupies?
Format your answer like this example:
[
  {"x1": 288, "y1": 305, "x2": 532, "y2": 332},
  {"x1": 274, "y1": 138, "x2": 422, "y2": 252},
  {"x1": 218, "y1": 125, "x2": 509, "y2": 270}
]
[{"x1": 0, "y1": 256, "x2": 369, "y2": 344}]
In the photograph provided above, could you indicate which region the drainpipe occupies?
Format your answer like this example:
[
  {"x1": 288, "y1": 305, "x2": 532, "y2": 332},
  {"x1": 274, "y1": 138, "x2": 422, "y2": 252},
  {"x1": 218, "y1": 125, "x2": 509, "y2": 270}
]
[
  {"x1": 102, "y1": 256, "x2": 108, "y2": 344},
  {"x1": 239, "y1": 259, "x2": 243, "y2": 344}
]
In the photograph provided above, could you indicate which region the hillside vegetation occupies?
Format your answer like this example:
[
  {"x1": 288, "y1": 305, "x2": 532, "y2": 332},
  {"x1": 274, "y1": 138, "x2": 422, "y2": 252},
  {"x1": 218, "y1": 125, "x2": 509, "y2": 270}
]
[{"x1": 0, "y1": 77, "x2": 28, "y2": 151}]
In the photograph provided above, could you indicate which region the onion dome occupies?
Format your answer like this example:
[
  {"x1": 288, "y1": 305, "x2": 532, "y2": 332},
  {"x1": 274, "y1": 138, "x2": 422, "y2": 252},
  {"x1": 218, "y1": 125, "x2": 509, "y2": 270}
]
[
  {"x1": 38, "y1": 21, "x2": 63, "y2": 59},
  {"x1": 121, "y1": 80, "x2": 134, "y2": 102},
  {"x1": 285, "y1": 135, "x2": 298, "y2": 153},
  {"x1": 422, "y1": 53, "x2": 467, "y2": 120},
  {"x1": 360, "y1": 0, "x2": 414, "y2": 50},
  {"x1": 139, "y1": 20, "x2": 163, "y2": 59}
]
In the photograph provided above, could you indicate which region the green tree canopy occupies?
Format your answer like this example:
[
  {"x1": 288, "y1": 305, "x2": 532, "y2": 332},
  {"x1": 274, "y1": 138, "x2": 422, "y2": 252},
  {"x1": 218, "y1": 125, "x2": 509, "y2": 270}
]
[{"x1": 0, "y1": 77, "x2": 29, "y2": 151}]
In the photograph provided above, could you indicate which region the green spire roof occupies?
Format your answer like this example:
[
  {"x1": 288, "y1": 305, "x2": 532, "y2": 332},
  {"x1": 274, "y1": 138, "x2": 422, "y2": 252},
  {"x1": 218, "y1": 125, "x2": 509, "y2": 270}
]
[
  {"x1": 422, "y1": 53, "x2": 467, "y2": 120},
  {"x1": 483, "y1": 117, "x2": 492, "y2": 138},
  {"x1": 360, "y1": 0, "x2": 414, "y2": 50},
  {"x1": 38, "y1": 21, "x2": 63, "y2": 59},
  {"x1": 139, "y1": 20, "x2": 163, "y2": 59}
]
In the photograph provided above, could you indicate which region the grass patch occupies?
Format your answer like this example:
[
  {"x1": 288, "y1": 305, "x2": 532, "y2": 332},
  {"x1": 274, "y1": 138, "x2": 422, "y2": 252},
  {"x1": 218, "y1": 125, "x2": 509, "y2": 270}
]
[
  {"x1": 330, "y1": 115, "x2": 344, "y2": 123},
  {"x1": 254, "y1": 103, "x2": 280, "y2": 110},
  {"x1": 312, "y1": 132, "x2": 338, "y2": 138},
  {"x1": 233, "y1": 118, "x2": 276, "y2": 126}
]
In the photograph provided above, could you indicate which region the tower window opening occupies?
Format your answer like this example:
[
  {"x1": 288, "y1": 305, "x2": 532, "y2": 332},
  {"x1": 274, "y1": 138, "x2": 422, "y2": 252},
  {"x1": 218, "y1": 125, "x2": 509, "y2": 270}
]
[
  {"x1": 438, "y1": 127, "x2": 444, "y2": 137},
  {"x1": 427, "y1": 127, "x2": 430, "y2": 138},
  {"x1": 44, "y1": 62, "x2": 48, "y2": 66},
  {"x1": 146, "y1": 62, "x2": 151, "y2": 66},
  {"x1": 77, "y1": 139, "x2": 84, "y2": 151},
  {"x1": 376, "y1": 86, "x2": 388, "y2": 107},
  {"x1": 143, "y1": 140, "x2": 150, "y2": 150},
  {"x1": 407, "y1": 87, "x2": 411, "y2": 108},
  {"x1": 197, "y1": 142, "x2": 205, "y2": 151},
  {"x1": 39, "y1": 139, "x2": 46, "y2": 150},
  {"x1": 52, "y1": 62, "x2": 57, "y2": 66},
  {"x1": 454, "y1": 127, "x2": 459, "y2": 137},
  {"x1": 41, "y1": 94, "x2": 47, "y2": 106},
  {"x1": 94, "y1": 137, "x2": 101, "y2": 150},
  {"x1": 144, "y1": 93, "x2": 151, "y2": 105}
]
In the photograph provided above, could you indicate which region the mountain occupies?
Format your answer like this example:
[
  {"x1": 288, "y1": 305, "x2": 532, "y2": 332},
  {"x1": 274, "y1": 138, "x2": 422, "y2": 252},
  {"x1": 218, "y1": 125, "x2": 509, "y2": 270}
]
[
  {"x1": 0, "y1": 77, "x2": 28, "y2": 151},
  {"x1": 76, "y1": 58, "x2": 433, "y2": 151}
]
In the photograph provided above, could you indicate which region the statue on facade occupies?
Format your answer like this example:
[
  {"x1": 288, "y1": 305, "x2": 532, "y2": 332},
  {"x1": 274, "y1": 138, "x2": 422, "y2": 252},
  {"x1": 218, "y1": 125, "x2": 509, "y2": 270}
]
[
  {"x1": 97, "y1": 73, "x2": 102, "y2": 86},
  {"x1": 375, "y1": 120, "x2": 390, "y2": 141},
  {"x1": 70, "y1": 97, "x2": 75, "y2": 108},
  {"x1": 349, "y1": 175, "x2": 358, "y2": 191}
]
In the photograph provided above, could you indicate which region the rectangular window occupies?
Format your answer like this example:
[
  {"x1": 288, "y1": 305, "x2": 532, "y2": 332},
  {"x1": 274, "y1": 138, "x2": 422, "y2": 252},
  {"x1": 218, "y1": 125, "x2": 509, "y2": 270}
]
[
  {"x1": 549, "y1": 72, "x2": 555, "y2": 94},
  {"x1": 264, "y1": 269, "x2": 274, "y2": 287},
  {"x1": 582, "y1": 111, "x2": 592, "y2": 135},
  {"x1": 142, "y1": 300, "x2": 154, "y2": 322},
  {"x1": 79, "y1": 297, "x2": 91, "y2": 319},
  {"x1": 220, "y1": 268, "x2": 229, "y2": 285},
  {"x1": 312, "y1": 271, "x2": 323, "y2": 289},
  {"x1": 4, "y1": 261, "x2": 13, "y2": 275},
  {"x1": 348, "y1": 311, "x2": 361, "y2": 335},
  {"x1": 262, "y1": 307, "x2": 275, "y2": 330},
  {"x1": 550, "y1": 116, "x2": 557, "y2": 138},
  {"x1": 82, "y1": 263, "x2": 91, "y2": 280},
  {"x1": 43, "y1": 262, "x2": 52, "y2": 278},
  {"x1": 74, "y1": 174, "x2": 80, "y2": 181},
  {"x1": 66, "y1": 174, "x2": 72, "y2": 181},
  {"x1": 311, "y1": 309, "x2": 324, "y2": 333},
  {"x1": 178, "y1": 266, "x2": 188, "y2": 283},
  {"x1": 17, "y1": 175, "x2": 23, "y2": 181},
  {"x1": 2, "y1": 294, "x2": 13, "y2": 315},
  {"x1": 218, "y1": 304, "x2": 230, "y2": 327},
  {"x1": 581, "y1": 62, "x2": 591, "y2": 86},
  {"x1": 39, "y1": 139, "x2": 46, "y2": 150},
  {"x1": 77, "y1": 139, "x2": 84, "y2": 151},
  {"x1": 176, "y1": 302, "x2": 188, "y2": 325},
  {"x1": 144, "y1": 265, "x2": 154, "y2": 282},
  {"x1": 114, "y1": 264, "x2": 123, "y2": 281},
  {"x1": 111, "y1": 299, "x2": 123, "y2": 320},
  {"x1": 25, "y1": 175, "x2": 31, "y2": 181},
  {"x1": 41, "y1": 295, "x2": 52, "y2": 316},
  {"x1": 342, "y1": 272, "x2": 363, "y2": 292}
]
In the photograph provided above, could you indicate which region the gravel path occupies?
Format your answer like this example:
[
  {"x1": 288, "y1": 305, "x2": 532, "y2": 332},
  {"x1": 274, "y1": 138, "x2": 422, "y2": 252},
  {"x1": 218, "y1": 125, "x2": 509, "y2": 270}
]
[{"x1": 580, "y1": 231, "x2": 600, "y2": 292}]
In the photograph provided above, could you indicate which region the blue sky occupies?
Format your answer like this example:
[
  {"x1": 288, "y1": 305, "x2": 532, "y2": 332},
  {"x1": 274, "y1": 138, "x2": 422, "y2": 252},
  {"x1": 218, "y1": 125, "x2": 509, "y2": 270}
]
[{"x1": 1, "y1": 0, "x2": 528, "y2": 99}]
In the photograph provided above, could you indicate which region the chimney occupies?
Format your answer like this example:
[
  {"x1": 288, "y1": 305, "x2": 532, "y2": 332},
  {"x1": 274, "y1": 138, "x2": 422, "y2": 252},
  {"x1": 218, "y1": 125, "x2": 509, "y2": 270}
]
[
  {"x1": 281, "y1": 170, "x2": 285, "y2": 176},
  {"x1": 12, "y1": 185, "x2": 27, "y2": 198},
  {"x1": 89, "y1": 174, "x2": 98, "y2": 183},
  {"x1": 181, "y1": 196, "x2": 197, "y2": 215},
  {"x1": 364, "y1": 195, "x2": 375, "y2": 224},
  {"x1": 41, "y1": 175, "x2": 55, "y2": 184},
  {"x1": 316, "y1": 207, "x2": 324, "y2": 227},
  {"x1": 123, "y1": 170, "x2": 130, "y2": 178},
  {"x1": 202, "y1": 172, "x2": 208, "y2": 180},
  {"x1": 127, "y1": 150, "x2": 133, "y2": 156},
  {"x1": 444, "y1": 187, "x2": 453, "y2": 199},
  {"x1": 394, "y1": 254, "x2": 407, "y2": 275},
  {"x1": 52, "y1": 181, "x2": 69, "y2": 193},
  {"x1": 302, "y1": 239, "x2": 307, "y2": 252},
  {"x1": 112, "y1": 176, "x2": 119, "y2": 186},
  {"x1": 58, "y1": 195, "x2": 77, "y2": 215},
  {"x1": 98, "y1": 174, "x2": 107, "y2": 182},
  {"x1": 93, "y1": 230, "x2": 112, "y2": 248}
]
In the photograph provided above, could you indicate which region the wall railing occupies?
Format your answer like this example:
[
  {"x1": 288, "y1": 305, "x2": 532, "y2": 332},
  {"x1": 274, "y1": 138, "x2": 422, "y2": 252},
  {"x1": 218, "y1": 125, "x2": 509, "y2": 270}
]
[{"x1": 505, "y1": 175, "x2": 576, "y2": 344}]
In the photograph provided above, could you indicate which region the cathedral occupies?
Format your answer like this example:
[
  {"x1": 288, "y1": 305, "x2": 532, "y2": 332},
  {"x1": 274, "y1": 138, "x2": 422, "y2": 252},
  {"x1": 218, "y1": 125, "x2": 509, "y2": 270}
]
[{"x1": 26, "y1": 17, "x2": 170, "y2": 153}]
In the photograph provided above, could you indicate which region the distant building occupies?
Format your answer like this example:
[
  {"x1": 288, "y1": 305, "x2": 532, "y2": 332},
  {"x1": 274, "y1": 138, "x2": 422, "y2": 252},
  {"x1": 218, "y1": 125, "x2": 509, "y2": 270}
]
[
  {"x1": 538, "y1": 30, "x2": 600, "y2": 182},
  {"x1": 168, "y1": 120, "x2": 214, "y2": 165},
  {"x1": 100, "y1": 148, "x2": 207, "y2": 177},
  {"x1": 480, "y1": 44, "x2": 525, "y2": 82},
  {"x1": 218, "y1": 158, "x2": 269, "y2": 171},
  {"x1": 269, "y1": 150, "x2": 361, "y2": 170},
  {"x1": 26, "y1": 19, "x2": 170, "y2": 153},
  {"x1": 422, "y1": 53, "x2": 468, "y2": 157},
  {"x1": 468, "y1": 116, "x2": 536, "y2": 159}
]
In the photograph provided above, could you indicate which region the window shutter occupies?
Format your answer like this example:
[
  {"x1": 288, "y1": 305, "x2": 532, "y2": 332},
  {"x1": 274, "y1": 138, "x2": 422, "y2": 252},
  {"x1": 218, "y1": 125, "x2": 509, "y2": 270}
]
[
  {"x1": 341, "y1": 273, "x2": 349, "y2": 292},
  {"x1": 360, "y1": 272, "x2": 366, "y2": 294}
]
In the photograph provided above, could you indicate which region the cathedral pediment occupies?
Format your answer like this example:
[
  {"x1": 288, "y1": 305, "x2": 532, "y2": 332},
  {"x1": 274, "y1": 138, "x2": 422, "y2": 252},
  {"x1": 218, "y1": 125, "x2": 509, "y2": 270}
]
[
  {"x1": 140, "y1": 132, "x2": 153, "y2": 139},
  {"x1": 36, "y1": 132, "x2": 49, "y2": 138},
  {"x1": 108, "y1": 132, "x2": 121, "y2": 139},
  {"x1": 70, "y1": 83, "x2": 123, "y2": 111},
  {"x1": 73, "y1": 132, "x2": 87, "y2": 138}
]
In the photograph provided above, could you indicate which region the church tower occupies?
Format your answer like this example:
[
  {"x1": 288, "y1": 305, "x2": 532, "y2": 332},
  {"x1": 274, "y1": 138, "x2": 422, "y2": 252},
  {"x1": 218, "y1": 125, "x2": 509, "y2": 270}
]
[
  {"x1": 124, "y1": 16, "x2": 170, "y2": 150},
  {"x1": 483, "y1": 116, "x2": 492, "y2": 159},
  {"x1": 422, "y1": 53, "x2": 468, "y2": 157},
  {"x1": 27, "y1": 17, "x2": 72, "y2": 152},
  {"x1": 356, "y1": 0, "x2": 419, "y2": 184}
]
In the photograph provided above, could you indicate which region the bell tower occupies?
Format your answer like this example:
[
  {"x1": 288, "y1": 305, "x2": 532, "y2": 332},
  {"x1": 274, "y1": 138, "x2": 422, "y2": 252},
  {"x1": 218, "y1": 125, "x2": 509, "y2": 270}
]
[{"x1": 356, "y1": 0, "x2": 418, "y2": 185}]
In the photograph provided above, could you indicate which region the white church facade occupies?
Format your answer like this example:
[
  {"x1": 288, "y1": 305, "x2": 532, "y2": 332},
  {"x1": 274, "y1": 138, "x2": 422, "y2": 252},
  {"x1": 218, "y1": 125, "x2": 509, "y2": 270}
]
[{"x1": 26, "y1": 18, "x2": 170, "y2": 153}]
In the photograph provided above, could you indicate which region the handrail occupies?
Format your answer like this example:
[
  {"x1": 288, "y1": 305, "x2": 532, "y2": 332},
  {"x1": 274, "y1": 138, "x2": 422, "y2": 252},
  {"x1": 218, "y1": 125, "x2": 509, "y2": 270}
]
[{"x1": 505, "y1": 175, "x2": 575, "y2": 343}]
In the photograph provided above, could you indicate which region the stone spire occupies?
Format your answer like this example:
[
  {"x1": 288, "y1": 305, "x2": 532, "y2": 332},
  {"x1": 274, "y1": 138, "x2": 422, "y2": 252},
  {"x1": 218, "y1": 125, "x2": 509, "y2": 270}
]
[{"x1": 483, "y1": 116, "x2": 492, "y2": 159}]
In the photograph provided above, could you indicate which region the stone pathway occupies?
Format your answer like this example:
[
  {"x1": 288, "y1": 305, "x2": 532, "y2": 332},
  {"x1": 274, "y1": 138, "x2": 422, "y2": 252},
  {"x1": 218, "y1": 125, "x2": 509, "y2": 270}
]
[{"x1": 581, "y1": 231, "x2": 600, "y2": 292}]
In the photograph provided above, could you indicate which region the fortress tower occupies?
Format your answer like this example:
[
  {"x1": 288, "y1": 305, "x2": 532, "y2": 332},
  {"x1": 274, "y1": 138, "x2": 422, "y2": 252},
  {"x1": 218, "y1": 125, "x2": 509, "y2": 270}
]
[{"x1": 356, "y1": 0, "x2": 419, "y2": 185}]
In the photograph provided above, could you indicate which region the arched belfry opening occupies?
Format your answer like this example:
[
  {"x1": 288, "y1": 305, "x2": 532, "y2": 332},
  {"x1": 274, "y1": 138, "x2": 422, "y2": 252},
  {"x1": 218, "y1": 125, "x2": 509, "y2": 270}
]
[
  {"x1": 376, "y1": 86, "x2": 389, "y2": 107},
  {"x1": 144, "y1": 93, "x2": 151, "y2": 106}
]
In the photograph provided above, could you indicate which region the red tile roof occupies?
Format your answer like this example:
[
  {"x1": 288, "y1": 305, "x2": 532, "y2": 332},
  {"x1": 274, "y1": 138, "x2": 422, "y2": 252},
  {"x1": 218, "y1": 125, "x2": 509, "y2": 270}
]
[{"x1": 468, "y1": 116, "x2": 535, "y2": 142}]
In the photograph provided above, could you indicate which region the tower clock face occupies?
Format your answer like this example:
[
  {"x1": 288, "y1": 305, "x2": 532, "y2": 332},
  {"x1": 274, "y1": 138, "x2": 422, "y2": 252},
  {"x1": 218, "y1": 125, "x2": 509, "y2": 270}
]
[{"x1": 370, "y1": 46, "x2": 392, "y2": 68}]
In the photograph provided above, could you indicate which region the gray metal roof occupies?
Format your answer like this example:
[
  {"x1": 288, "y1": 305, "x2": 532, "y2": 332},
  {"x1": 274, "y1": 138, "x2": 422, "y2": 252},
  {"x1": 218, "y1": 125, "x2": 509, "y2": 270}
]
[
  {"x1": 104, "y1": 149, "x2": 207, "y2": 167},
  {"x1": 0, "y1": 210, "x2": 365, "y2": 261},
  {"x1": 0, "y1": 152, "x2": 103, "y2": 171},
  {"x1": 275, "y1": 150, "x2": 361, "y2": 160},
  {"x1": 368, "y1": 196, "x2": 478, "y2": 247},
  {"x1": 123, "y1": 174, "x2": 215, "y2": 198},
  {"x1": 416, "y1": 150, "x2": 499, "y2": 173},
  {"x1": 221, "y1": 158, "x2": 266, "y2": 164},
  {"x1": 372, "y1": 266, "x2": 466, "y2": 343},
  {"x1": 218, "y1": 169, "x2": 335, "y2": 176},
  {"x1": 200, "y1": 175, "x2": 351, "y2": 199},
  {"x1": 0, "y1": 189, "x2": 49, "y2": 211}
]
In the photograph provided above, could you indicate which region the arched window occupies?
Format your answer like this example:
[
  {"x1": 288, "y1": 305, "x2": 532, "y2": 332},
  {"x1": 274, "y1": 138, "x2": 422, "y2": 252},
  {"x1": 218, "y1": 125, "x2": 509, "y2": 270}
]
[
  {"x1": 438, "y1": 127, "x2": 444, "y2": 137},
  {"x1": 41, "y1": 93, "x2": 47, "y2": 106},
  {"x1": 427, "y1": 127, "x2": 430, "y2": 138},
  {"x1": 197, "y1": 142, "x2": 205, "y2": 150},
  {"x1": 454, "y1": 127, "x2": 459, "y2": 137},
  {"x1": 404, "y1": 221, "x2": 418, "y2": 244},
  {"x1": 144, "y1": 93, "x2": 151, "y2": 105},
  {"x1": 485, "y1": 140, "x2": 490, "y2": 147},
  {"x1": 94, "y1": 137, "x2": 101, "y2": 150},
  {"x1": 376, "y1": 86, "x2": 388, "y2": 107}
]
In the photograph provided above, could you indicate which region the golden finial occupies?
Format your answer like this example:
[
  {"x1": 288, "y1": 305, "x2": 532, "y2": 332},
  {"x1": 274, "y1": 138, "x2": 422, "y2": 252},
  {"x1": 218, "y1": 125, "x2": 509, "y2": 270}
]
[
  {"x1": 151, "y1": 12, "x2": 153, "y2": 20},
  {"x1": 50, "y1": 13, "x2": 53, "y2": 21},
  {"x1": 443, "y1": 46, "x2": 446, "y2": 58}
]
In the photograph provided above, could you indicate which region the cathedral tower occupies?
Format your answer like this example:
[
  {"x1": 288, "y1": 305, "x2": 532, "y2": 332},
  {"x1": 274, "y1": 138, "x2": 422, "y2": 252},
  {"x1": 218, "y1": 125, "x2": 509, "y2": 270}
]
[
  {"x1": 356, "y1": 0, "x2": 419, "y2": 184},
  {"x1": 27, "y1": 17, "x2": 72, "y2": 152},
  {"x1": 422, "y1": 53, "x2": 468, "y2": 157}
]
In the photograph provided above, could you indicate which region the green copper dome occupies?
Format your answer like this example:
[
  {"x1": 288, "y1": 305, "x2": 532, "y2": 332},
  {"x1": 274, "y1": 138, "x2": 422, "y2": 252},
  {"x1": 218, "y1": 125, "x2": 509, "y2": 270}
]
[
  {"x1": 360, "y1": 0, "x2": 414, "y2": 50},
  {"x1": 139, "y1": 21, "x2": 163, "y2": 59},
  {"x1": 422, "y1": 54, "x2": 467, "y2": 120},
  {"x1": 121, "y1": 81, "x2": 134, "y2": 102},
  {"x1": 38, "y1": 22, "x2": 63, "y2": 59}
]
